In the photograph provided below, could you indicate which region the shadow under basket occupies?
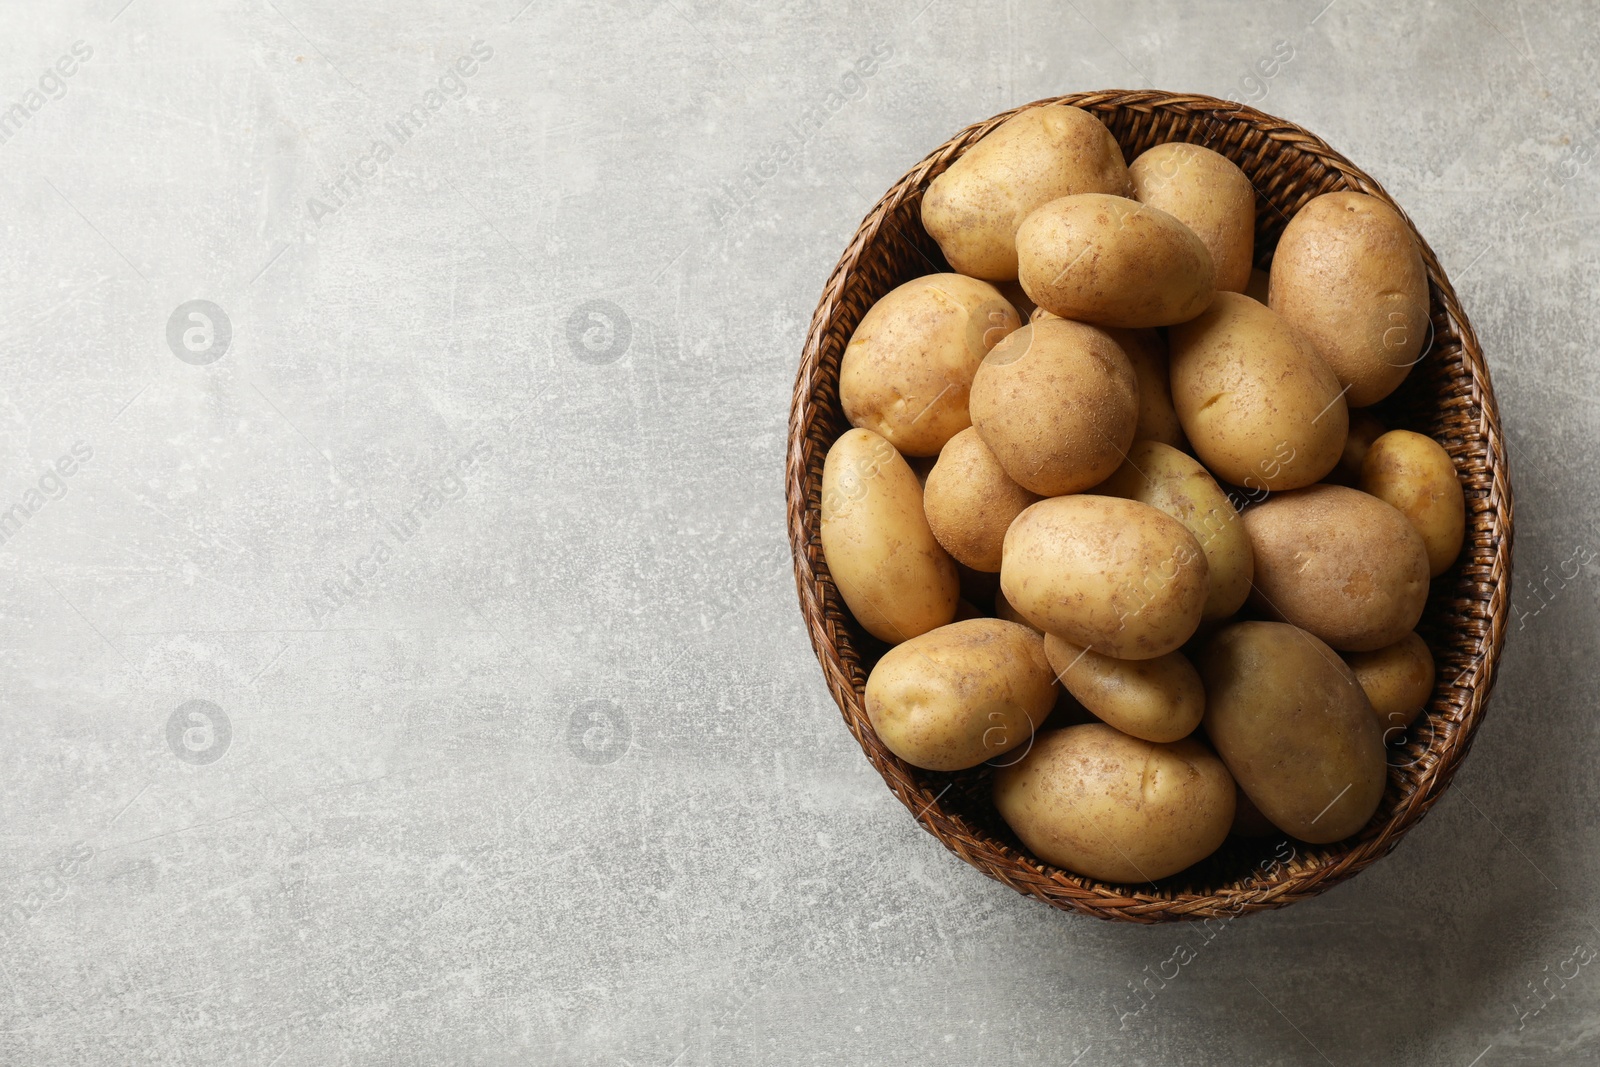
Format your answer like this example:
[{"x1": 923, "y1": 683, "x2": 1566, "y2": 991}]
[{"x1": 785, "y1": 90, "x2": 1515, "y2": 922}]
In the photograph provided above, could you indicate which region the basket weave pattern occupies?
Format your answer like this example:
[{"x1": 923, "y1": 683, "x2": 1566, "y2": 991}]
[{"x1": 786, "y1": 91, "x2": 1513, "y2": 922}]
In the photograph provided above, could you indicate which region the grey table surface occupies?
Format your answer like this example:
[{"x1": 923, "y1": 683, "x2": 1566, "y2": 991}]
[{"x1": 0, "y1": 1, "x2": 1593, "y2": 1064}]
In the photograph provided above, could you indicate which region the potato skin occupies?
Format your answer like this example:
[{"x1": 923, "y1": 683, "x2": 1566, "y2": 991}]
[
  {"x1": 1016, "y1": 194, "x2": 1216, "y2": 328},
  {"x1": 1344, "y1": 631, "x2": 1435, "y2": 733},
  {"x1": 865, "y1": 619, "x2": 1057, "y2": 771},
  {"x1": 1360, "y1": 430, "x2": 1465, "y2": 577},
  {"x1": 1107, "y1": 327, "x2": 1185, "y2": 448},
  {"x1": 921, "y1": 104, "x2": 1133, "y2": 280},
  {"x1": 1241, "y1": 485, "x2": 1429, "y2": 652},
  {"x1": 1130, "y1": 142, "x2": 1255, "y2": 294},
  {"x1": 1001, "y1": 495, "x2": 1208, "y2": 660},
  {"x1": 839, "y1": 274, "x2": 1020, "y2": 457},
  {"x1": 994, "y1": 724, "x2": 1235, "y2": 883},
  {"x1": 1200, "y1": 621, "x2": 1386, "y2": 844},
  {"x1": 969, "y1": 318, "x2": 1138, "y2": 496},
  {"x1": 1044, "y1": 634, "x2": 1204, "y2": 743},
  {"x1": 1169, "y1": 292, "x2": 1348, "y2": 492},
  {"x1": 1269, "y1": 191, "x2": 1430, "y2": 407},
  {"x1": 820, "y1": 428, "x2": 959, "y2": 643},
  {"x1": 1098, "y1": 440, "x2": 1252, "y2": 620},
  {"x1": 923, "y1": 427, "x2": 1041, "y2": 572}
]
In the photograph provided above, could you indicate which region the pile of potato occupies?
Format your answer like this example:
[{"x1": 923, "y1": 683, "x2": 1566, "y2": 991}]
[{"x1": 820, "y1": 104, "x2": 1466, "y2": 885}]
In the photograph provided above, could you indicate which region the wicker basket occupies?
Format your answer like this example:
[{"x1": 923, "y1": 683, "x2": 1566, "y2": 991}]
[{"x1": 786, "y1": 90, "x2": 1513, "y2": 922}]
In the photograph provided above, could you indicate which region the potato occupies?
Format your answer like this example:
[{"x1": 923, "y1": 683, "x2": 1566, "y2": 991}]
[
  {"x1": 994, "y1": 724, "x2": 1235, "y2": 883},
  {"x1": 1129, "y1": 142, "x2": 1255, "y2": 293},
  {"x1": 921, "y1": 104, "x2": 1132, "y2": 280},
  {"x1": 1200, "y1": 621, "x2": 1386, "y2": 844},
  {"x1": 1097, "y1": 440, "x2": 1252, "y2": 619},
  {"x1": 1001, "y1": 495, "x2": 1208, "y2": 660},
  {"x1": 1360, "y1": 429, "x2": 1465, "y2": 577},
  {"x1": 1169, "y1": 291, "x2": 1347, "y2": 491},
  {"x1": 840, "y1": 274, "x2": 1020, "y2": 456},
  {"x1": 1245, "y1": 268, "x2": 1270, "y2": 304},
  {"x1": 1269, "y1": 191, "x2": 1430, "y2": 407},
  {"x1": 969, "y1": 318, "x2": 1138, "y2": 496},
  {"x1": 1108, "y1": 328, "x2": 1185, "y2": 449},
  {"x1": 923, "y1": 427, "x2": 1041, "y2": 572},
  {"x1": 1344, "y1": 631, "x2": 1435, "y2": 733},
  {"x1": 1016, "y1": 194, "x2": 1216, "y2": 328},
  {"x1": 1044, "y1": 633, "x2": 1204, "y2": 743},
  {"x1": 1241, "y1": 484, "x2": 1429, "y2": 652},
  {"x1": 1331, "y1": 410, "x2": 1387, "y2": 486},
  {"x1": 865, "y1": 619, "x2": 1056, "y2": 771},
  {"x1": 820, "y1": 428, "x2": 959, "y2": 642}
]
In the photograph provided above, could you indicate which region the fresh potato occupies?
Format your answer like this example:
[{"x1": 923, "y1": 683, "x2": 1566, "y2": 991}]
[
  {"x1": 839, "y1": 274, "x2": 1020, "y2": 457},
  {"x1": 1269, "y1": 191, "x2": 1430, "y2": 407},
  {"x1": 1201, "y1": 621, "x2": 1386, "y2": 844},
  {"x1": 994, "y1": 724, "x2": 1235, "y2": 883},
  {"x1": 1097, "y1": 440, "x2": 1252, "y2": 620},
  {"x1": 1360, "y1": 429, "x2": 1465, "y2": 577},
  {"x1": 923, "y1": 427, "x2": 1041, "y2": 572},
  {"x1": 1107, "y1": 327, "x2": 1185, "y2": 449},
  {"x1": 1017, "y1": 194, "x2": 1216, "y2": 328},
  {"x1": 1001, "y1": 495, "x2": 1208, "y2": 660},
  {"x1": 820, "y1": 428, "x2": 959, "y2": 643},
  {"x1": 865, "y1": 619, "x2": 1057, "y2": 771},
  {"x1": 1169, "y1": 291, "x2": 1348, "y2": 491},
  {"x1": 1244, "y1": 268, "x2": 1270, "y2": 303},
  {"x1": 1129, "y1": 142, "x2": 1255, "y2": 293},
  {"x1": 921, "y1": 104, "x2": 1132, "y2": 280},
  {"x1": 969, "y1": 318, "x2": 1138, "y2": 496},
  {"x1": 1345, "y1": 631, "x2": 1435, "y2": 734},
  {"x1": 1241, "y1": 484, "x2": 1429, "y2": 652},
  {"x1": 1331, "y1": 410, "x2": 1387, "y2": 486},
  {"x1": 1044, "y1": 634, "x2": 1204, "y2": 743}
]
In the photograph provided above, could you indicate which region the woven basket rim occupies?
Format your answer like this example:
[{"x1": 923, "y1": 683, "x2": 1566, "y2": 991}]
[{"x1": 786, "y1": 90, "x2": 1513, "y2": 922}]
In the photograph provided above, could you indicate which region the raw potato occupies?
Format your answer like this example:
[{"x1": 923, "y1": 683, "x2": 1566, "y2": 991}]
[
  {"x1": 840, "y1": 274, "x2": 1020, "y2": 456},
  {"x1": 1097, "y1": 440, "x2": 1252, "y2": 620},
  {"x1": 1169, "y1": 291, "x2": 1348, "y2": 491},
  {"x1": 1332, "y1": 410, "x2": 1387, "y2": 486},
  {"x1": 1242, "y1": 484, "x2": 1430, "y2": 652},
  {"x1": 1345, "y1": 631, "x2": 1435, "y2": 733},
  {"x1": 1130, "y1": 142, "x2": 1255, "y2": 293},
  {"x1": 969, "y1": 318, "x2": 1139, "y2": 496},
  {"x1": 1044, "y1": 633, "x2": 1204, "y2": 743},
  {"x1": 1108, "y1": 328, "x2": 1185, "y2": 449},
  {"x1": 923, "y1": 427, "x2": 1041, "y2": 572},
  {"x1": 1269, "y1": 191, "x2": 1430, "y2": 407},
  {"x1": 1201, "y1": 621, "x2": 1386, "y2": 844},
  {"x1": 1361, "y1": 429, "x2": 1466, "y2": 577},
  {"x1": 1001, "y1": 495, "x2": 1208, "y2": 660},
  {"x1": 865, "y1": 619, "x2": 1057, "y2": 771},
  {"x1": 820, "y1": 428, "x2": 959, "y2": 643},
  {"x1": 994, "y1": 724, "x2": 1235, "y2": 883},
  {"x1": 1016, "y1": 194, "x2": 1216, "y2": 328},
  {"x1": 921, "y1": 104, "x2": 1132, "y2": 279}
]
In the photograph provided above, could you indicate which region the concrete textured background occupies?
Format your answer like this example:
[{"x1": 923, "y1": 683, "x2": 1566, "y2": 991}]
[{"x1": 0, "y1": 0, "x2": 1593, "y2": 1063}]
